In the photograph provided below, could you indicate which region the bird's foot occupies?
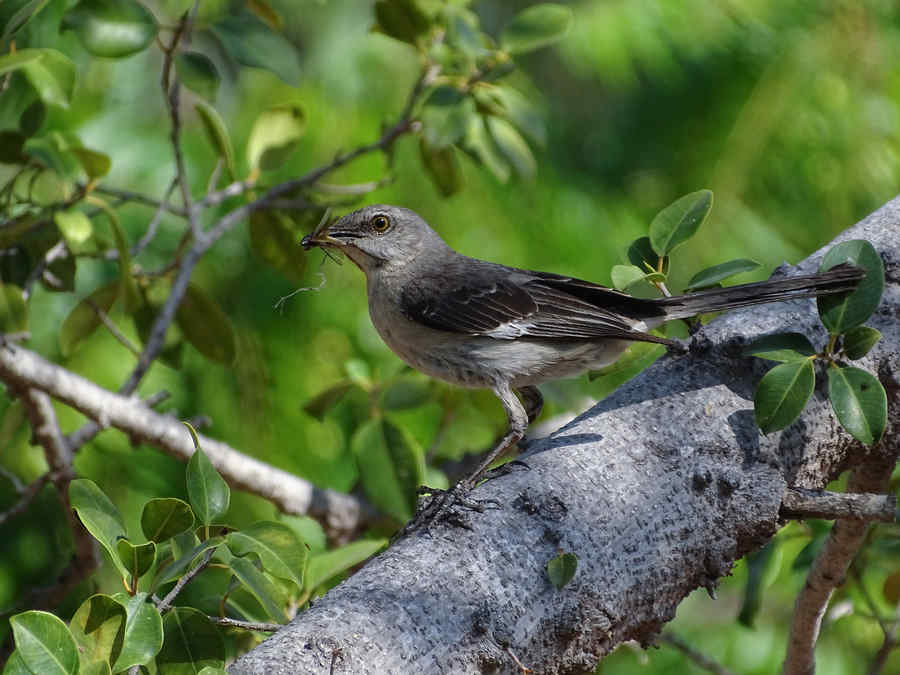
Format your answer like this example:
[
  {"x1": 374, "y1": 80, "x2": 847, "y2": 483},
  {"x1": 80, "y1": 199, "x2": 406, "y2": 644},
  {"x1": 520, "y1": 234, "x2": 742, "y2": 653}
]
[{"x1": 401, "y1": 482, "x2": 501, "y2": 534}]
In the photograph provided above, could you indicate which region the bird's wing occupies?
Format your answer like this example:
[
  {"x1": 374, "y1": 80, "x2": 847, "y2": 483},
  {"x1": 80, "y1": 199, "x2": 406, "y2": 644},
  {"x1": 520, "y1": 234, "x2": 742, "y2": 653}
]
[{"x1": 399, "y1": 265, "x2": 673, "y2": 344}]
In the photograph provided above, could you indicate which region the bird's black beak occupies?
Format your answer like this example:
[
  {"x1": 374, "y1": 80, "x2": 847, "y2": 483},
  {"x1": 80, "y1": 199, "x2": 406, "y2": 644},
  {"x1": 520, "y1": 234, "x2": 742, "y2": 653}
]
[{"x1": 301, "y1": 214, "x2": 356, "y2": 250}]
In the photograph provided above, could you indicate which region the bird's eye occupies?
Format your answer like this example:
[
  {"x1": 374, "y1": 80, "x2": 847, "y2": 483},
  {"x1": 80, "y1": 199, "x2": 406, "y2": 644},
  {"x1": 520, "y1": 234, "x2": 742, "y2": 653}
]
[{"x1": 371, "y1": 214, "x2": 391, "y2": 233}]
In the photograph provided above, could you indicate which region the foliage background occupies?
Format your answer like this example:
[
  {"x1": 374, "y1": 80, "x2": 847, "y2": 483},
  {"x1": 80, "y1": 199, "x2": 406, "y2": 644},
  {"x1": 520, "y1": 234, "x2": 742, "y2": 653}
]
[{"x1": 1, "y1": 0, "x2": 899, "y2": 672}]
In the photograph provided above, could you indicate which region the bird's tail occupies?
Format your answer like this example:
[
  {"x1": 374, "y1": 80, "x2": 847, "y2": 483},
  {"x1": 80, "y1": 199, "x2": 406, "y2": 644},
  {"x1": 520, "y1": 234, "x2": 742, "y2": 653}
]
[{"x1": 656, "y1": 263, "x2": 865, "y2": 321}]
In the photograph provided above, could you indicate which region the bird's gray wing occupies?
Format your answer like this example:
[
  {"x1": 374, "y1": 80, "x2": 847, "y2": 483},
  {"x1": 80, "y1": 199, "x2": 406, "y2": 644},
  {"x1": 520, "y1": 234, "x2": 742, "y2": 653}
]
[{"x1": 400, "y1": 267, "x2": 673, "y2": 344}]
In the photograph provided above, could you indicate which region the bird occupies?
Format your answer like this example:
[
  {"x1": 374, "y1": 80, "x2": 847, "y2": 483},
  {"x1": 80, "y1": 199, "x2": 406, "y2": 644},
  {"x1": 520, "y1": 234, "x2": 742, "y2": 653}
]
[{"x1": 301, "y1": 204, "x2": 863, "y2": 524}]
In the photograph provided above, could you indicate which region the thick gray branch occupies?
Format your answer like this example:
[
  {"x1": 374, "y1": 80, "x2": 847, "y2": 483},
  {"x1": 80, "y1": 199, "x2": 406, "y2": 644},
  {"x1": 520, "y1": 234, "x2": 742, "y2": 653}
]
[
  {"x1": 0, "y1": 345, "x2": 372, "y2": 536},
  {"x1": 781, "y1": 487, "x2": 897, "y2": 523},
  {"x1": 231, "y1": 197, "x2": 899, "y2": 674}
]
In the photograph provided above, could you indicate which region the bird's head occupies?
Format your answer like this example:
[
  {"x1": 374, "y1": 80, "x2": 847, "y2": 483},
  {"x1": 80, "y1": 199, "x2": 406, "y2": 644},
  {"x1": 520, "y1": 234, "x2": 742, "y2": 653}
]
[{"x1": 301, "y1": 204, "x2": 450, "y2": 272}]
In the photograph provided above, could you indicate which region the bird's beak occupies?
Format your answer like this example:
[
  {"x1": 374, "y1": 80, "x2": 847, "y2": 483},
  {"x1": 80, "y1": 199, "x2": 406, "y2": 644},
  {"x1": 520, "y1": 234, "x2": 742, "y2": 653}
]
[{"x1": 301, "y1": 215, "x2": 351, "y2": 250}]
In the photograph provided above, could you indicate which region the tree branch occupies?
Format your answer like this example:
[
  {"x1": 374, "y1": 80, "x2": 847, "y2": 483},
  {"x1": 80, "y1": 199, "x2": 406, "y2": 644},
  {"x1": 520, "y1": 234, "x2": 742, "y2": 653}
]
[
  {"x1": 780, "y1": 487, "x2": 897, "y2": 523},
  {"x1": 230, "y1": 197, "x2": 899, "y2": 674},
  {"x1": 0, "y1": 343, "x2": 374, "y2": 537}
]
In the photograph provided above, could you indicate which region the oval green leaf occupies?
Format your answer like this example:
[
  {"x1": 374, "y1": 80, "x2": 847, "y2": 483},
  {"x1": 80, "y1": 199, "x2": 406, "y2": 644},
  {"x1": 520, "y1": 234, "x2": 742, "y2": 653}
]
[
  {"x1": 195, "y1": 101, "x2": 236, "y2": 180},
  {"x1": 501, "y1": 4, "x2": 573, "y2": 55},
  {"x1": 210, "y1": 10, "x2": 301, "y2": 85},
  {"x1": 464, "y1": 114, "x2": 509, "y2": 182},
  {"x1": 626, "y1": 236, "x2": 667, "y2": 274},
  {"x1": 71, "y1": 147, "x2": 111, "y2": 179},
  {"x1": 247, "y1": 104, "x2": 306, "y2": 171},
  {"x1": 817, "y1": 240, "x2": 884, "y2": 334},
  {"x1": 140, "y1": 498, "x2": 195, "y2": 543},
  {"x1": 226, "y1": 521, "x2": 306, "y2": 589},
  {"x1": 742, "y1": 332, "x2": 816, "y2": 363},
  {"x1": 753, "y1": 358, "x2": 815, "y2": 433},
  {"x1": 116, "y1": 539, "x2": 156, "y2": 580},
  {"x1": 686, "y1": 258, "x2": 761, "y2": 291},
  {"x1": 374, "y1": 0, "x2": 430, "y2": 44},
  {"x1": 59, "y1": 282, "x2": 119, "y2": 357},
  {"x1": 486, "y1": 115, "x2": 536, "y2": 180},
  {"x1": 842, "y1": 325, "x2": 882, "y2": 361},
  {"x1": 827, "y1": 365, "x2": 887, "y2": 445},
  {"x1": 610, "y1": 264, "x2": 665, "y2": 292},
  {"x1": 151, "y1": 537, "x2": 223, "y2": 589},
  {"x1": 228, "y1": 556, "x2": 287, "y2": 622},
  {"x1": 649, "y1": 189, "x2": 713, "y2": 256},
  {"x1": 547, "y1": 552, "x2": 577, "y2": 589},
  {"x1": 421, "y1": 85, "x2": 475, "y2": 150},
  {"x1": 9, "y1": 611, "x2": 78, "y2": 675},
  {"x1": 175, "y1": 51, "x2": 219, "y2": 102},
  {"x1": 69, "y1": 478, "x2": 129, "y2": 578},
  {"x1": 186, "y1": 448, "x2": 231, "y2": 526},
  {"x1": 54, "y1": 208, "x2": 93, "y2": 248},
  {"x1": 175, "y1": 283, "x2": 236, "y2": 365},
  {"x1": 68, "y1": 594, "x2": 126, "y2": 670},
  {"x1": 21, "y1": 48, "x2": 76, "y2": 108},
  {"x1": 0, "y1": 49, "x2": 43, "y2": 76},
  {"x1": 0, "y1": 283, "x2": 27, "y2": 333},
  {"x1": 62, "y1": 0, "x2": 157, "y2": 58},
  {"x1": 157, "y1": 608, "x2": 224, "y2": 675},
  {"x1": 110, "y1": 593, "x2": 163, "y2": 672}
]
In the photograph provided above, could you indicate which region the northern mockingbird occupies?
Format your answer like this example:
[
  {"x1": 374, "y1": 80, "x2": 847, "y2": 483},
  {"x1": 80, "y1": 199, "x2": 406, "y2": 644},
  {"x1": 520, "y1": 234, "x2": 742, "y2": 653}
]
[{"x1": 301, "y1": 204, "x2": 862, "y2": 522}]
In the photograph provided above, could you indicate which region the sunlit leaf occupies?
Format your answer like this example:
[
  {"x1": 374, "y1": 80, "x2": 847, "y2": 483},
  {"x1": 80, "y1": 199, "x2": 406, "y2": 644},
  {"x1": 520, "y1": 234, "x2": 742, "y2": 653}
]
[
  {"x1": 0, "y1": 49, "x2": 42, "y2": 76},
  {"x1": 685, "y1": 258, "x2": 761, "y2": 291},
  {"x1": 157, "y1": 608, "x2": 224, "y2": 675},
  {"x1": 648, "y1": 189, "x2": 713, "y2": 256},
  {"x1": 195, "y1": 101, "x2": 236, "y2": 179},
  {"x1": 0, "y1": 283, "x2": 27, "y2": 333},
  {"x1": 247, "y1": 104, "x2": 306, "y2": 171},
  {"x1": 176, "y1": 283, "x2": 236, "y2": 365},
  {"x1": 186, "y1": 448, "x2": 230, "y2": 526},
  {"x1": 62, "y1": 0, "x2": 157, "y2": 58},
  {"x1": 547, "y1": 552, "x2": 577, "y2": 589},
  {"x1": 842, "y1": 325, "x2": 881, "y2": 361},
  {"x1": 754, "y1": 358, "x2": 815, "y2": 433},
  {"x1": 817, "y1": 240, "x2": 884, "y2": 334},
  {"x1": 827, "y1": 365, "x2": 886, "y2": 445},
  {"x1": 140, "y1": 498, "x2": 195, "y2": 543},
  {"x1": 21, "y1": 49, "x2": 76, "y2": 108},
  {"x1": 743, "y1": 332, "x2": 816, "y2": 363},
  {"x1": 176, "y1": 51, "x2": 219, "y2": 101},
  {"x1": 486, "y1": 116, "x2": 536, "y2": 180},
  {"x1": 464, "y1": 114, "x2": 509, "y2": 182},
  {"x1": 68, "y1": 594, "x2": 126, "y2": 671},
  {"x1": 501, "y1": 4, "x2": 573, "y2": 54},
  {"x1": 54, "y1": 208, "x2": 93, "y2": 248},
  {"x1": 9, "y1": 611, "x2": 78, "y2": 675},
  {"x1": 110, "y1": 593, "x2": 163, "y2": 672},
  {"x1": 610, "y1": 264, "x2": 664, "y2": 291}
]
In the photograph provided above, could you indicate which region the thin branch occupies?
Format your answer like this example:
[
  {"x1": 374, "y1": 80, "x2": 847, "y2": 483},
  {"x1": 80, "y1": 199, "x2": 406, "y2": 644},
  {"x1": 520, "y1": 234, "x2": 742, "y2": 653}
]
[
  {"x1": 869, "y1": 602, "x2": 900, "y2": 675},
  {"x1": 131, "y1": 177, "x2": 180, "y2": 258},
  {"x1": 660, "y1": 631, "x2": 737, "y2": 675},
  {"x1": 91, "y1": 184, "x2": 187, "y2": 219},
  {"x1": 87, "y1": 299, "x2": 141, "y2": 357},
  {"x1": 0, "y1": 342, "x2": 374, "y2": 536},
  {"x1": 156, "y1": 547, "x2": 215, "y2": 613},
  {"x1": 781, "y1": 487, "x2": 897, "y2": 523},
  {"x1": 209, "y1": 616, "x2": 283, "y2": 632}
]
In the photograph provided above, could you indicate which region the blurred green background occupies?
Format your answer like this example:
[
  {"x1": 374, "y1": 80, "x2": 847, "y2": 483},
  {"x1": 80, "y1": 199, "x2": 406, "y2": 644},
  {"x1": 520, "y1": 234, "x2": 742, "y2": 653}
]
[{"x1": 2, "y1": 0, "x2": 899, "y2": 672}]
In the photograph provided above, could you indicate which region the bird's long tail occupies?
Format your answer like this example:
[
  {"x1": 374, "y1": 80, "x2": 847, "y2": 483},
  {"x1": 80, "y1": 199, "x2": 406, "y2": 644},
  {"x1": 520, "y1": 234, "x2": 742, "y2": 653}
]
[{"x1": 656, "y1": 263, "x2": 864, "y2": 321}]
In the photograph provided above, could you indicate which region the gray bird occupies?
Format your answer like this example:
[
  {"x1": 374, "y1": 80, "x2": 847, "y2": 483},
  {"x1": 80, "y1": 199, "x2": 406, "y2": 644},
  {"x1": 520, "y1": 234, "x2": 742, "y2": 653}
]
[{"x1": 301, "y1": 204, "x2": 862, "y2": 521}]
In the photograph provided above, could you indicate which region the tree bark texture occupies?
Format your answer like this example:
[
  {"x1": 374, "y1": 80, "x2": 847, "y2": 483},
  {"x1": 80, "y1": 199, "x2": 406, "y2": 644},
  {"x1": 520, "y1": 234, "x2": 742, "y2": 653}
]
[{"x1": 231, "y1": 198, "x2": 900, "y2": 674}]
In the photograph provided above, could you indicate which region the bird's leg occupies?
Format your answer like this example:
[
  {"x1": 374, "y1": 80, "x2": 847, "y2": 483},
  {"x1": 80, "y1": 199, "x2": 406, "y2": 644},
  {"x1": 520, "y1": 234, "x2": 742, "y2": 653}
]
[
  {"x1": 407, "y1": 382, "x2": 528, "y2": 532},
  {"x1": 517, "y1": 385, "x2": 544, "y2": 425}
]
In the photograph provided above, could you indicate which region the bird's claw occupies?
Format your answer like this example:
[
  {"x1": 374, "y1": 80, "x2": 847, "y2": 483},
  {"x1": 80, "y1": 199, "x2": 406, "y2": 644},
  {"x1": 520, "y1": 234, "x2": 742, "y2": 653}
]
[{"x1": 402, "y1": 483, "x2": 500, "y2": 534}]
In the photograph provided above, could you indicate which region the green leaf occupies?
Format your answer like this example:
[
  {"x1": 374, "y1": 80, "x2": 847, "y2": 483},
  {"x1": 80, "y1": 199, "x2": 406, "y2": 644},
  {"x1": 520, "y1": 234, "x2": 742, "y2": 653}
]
[
  {"x1": 374, "y1": 0, "x2": 430, "y2": 44},
  {"x1": 2, "y1": 651, "x2": 31, "y2": 675},
  {"x1": 352, "y1": 417, "x2": 425, "y2": 520},
  {"x1": 157, "y1": 608, "x2": 224, "y2": 675},
  {"x1": 68, "y1": 594, "x2": 126, "y2": 671},
  {"x1": 246, "y1": 0, "x2": 283, "y2": 30},
  {"x1": 227, "y1": 556, "x2": 287, "y2": 622},
  {"x1": 186, "y1": 448, "x2": 230, "y2": 526},
  {"x1": 54, "y1": 208, "x2": 93, "y2": 249},
  {"x1": 421, "y1": 86, "x2": 475, "y2": 150},
  {"x1": 59, "y1": 283, "x2": 119, "y2": 356},
  {"x1": 626, "y1": 236, "x2": 667, "y2": 274},
  {"x1": 546, "y1": 552, "x2": 577, "y2": 589},
  {"x1": 70, "y1": 147, "x2": 111, "y2": 179},
  {"x1": 196, "y1": 667, "x2": 228, "y2": 675},
  {"x1": 9, "y1": 611, "x2": 78, "y2": 675},
  {"x1": 419, "y1": 140, "x2": 463, "y2": 197},
  {"x1": 486, "y1": 116, "x2": 536, "y2": 180},
  {"x1": 226, "y1": 521, "x2": 306, "y2": 589},
  {"x1": 380, "y1": 377, "x2": 429, "y2": 411},
  {"x1": 738, "y1": 540, "x2": 779, "y2": 627},
  {"x1": 743, "y1": 332, "x2": 816, "y2": 363},
  {"x1": 1, "y1": 0, "x2": 51, "y2": 43},
  {"x1": 23, "y1": 136, "x2": 79, "y2": 177},
  {"x1": 19, "y1": 100, "x2": 46, "y2": 137},
  {"x1": 151, "y1": 537, "x2": 223, "y2": 589},
  {"x1": 500, "y1": 3, "x2": 573, "y2": 54},
  {"x1": 90, "y1": 196, "x2": 141, "y2": 313},
  {"x1": 141, "y1": 498, "x2": 195, "y2": 543},
  {"x1": 843, "y1": 325, "x2": 882, "y2": 360},
  {"x1": 116, "y1": 540, "x2": 156, "y2": 580},
  {"x1": 21, "y1": 48, "x2": 76, "y2": 108},
  {"x1": 464, "y1": 114, "x2": 509, "y2": 182},
  {"x1": 817, "y1": 240, "x2": 884, "y2": 334},
  {"x1": 648, "y1": 189, "x2": 713, "y2": 256},
  {"x1": 109, "y1": 593, "x2": 163, "y2": 672},
  {"x1": 481, "y1": 85, "x2": 546, "y2": 147},
  {"x1": 685, "y1": 258, "x2": 761, "y2": 291},
  {"x1": 247, "y1": 104, "x2": 306, "y2": 171},
  {"x1": 69, "y1": 478, "x2": 130, "y2": 578},
  {"x1": 753, "y1": 359, "x2": 815, "y2": 433},
  {"x1": 175, "y1": 283, "x2": 236, "y2": 365},
  {"x1": 248, "y1": 210, "x2": 308, "y2": 283},
  {"x1": 304, "y1": 539, "x2": 386, "y2": 593},
  {"x1": 0, "y1": 283, "x2": 27, "y2": 333},
  {"x1": 610, "y1": 264, "x2": 665, "y2": 291},
  {"x1": 827, "y1": 365, "x2": 887, "y2": 445},
  {"x1": 303, "y1": 380, "x2": 357, "y2": 420},
  {"x1": 588, "y1": 341, "x2": 666, "y2": 381},
  {"x1": 0, "y1": 50, "x2": 42, "y2": 76},
  {"x1": 62, "y1": 0, "x2": 157, "y2": 58},
  {"x1": 210, "y1": 11, "x2": 301, "y2": 85},
  {"x1": 195, "y1": 101, "x2": 236, "y2": 179},
  {"x1": 175, "y1": 51, "x2": 219, "y2": 102}
]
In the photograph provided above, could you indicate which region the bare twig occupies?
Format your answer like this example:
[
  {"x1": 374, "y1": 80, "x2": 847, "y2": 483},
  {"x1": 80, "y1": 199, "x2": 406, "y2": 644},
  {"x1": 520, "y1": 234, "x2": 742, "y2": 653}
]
[
  {"x1": 781, "y1": 487, "x2": 897, "y2": 523},
  {"x1": 131, "y1": 177, "x2": 180, "y2": 258},
  {"x1": 209, "y1": 616, "x2": 283, "y2": 632},
  {"x1": 660, "y1": 632, "x2": 737, "y2": 675},
  {"x1": 156, "y1": 547, "x2": 215, "y2": 613},
  {"x1": 87, "y1": 299, "x2": 141, "y2": 357},
  {"x1": 91, "y1": 184, "x2": 187, "y2": 219}
]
